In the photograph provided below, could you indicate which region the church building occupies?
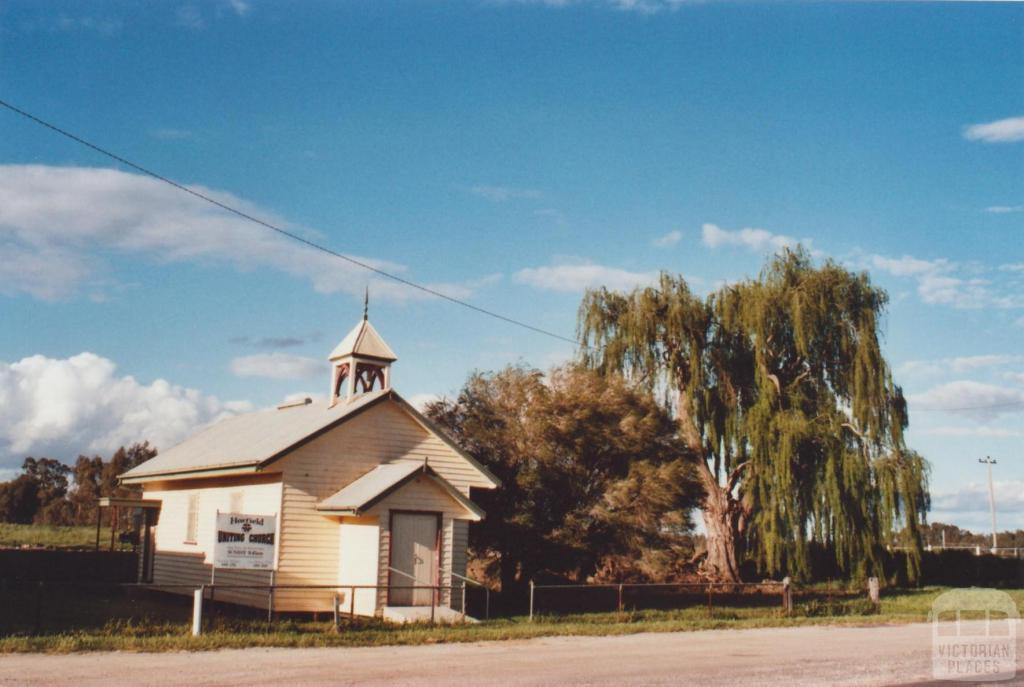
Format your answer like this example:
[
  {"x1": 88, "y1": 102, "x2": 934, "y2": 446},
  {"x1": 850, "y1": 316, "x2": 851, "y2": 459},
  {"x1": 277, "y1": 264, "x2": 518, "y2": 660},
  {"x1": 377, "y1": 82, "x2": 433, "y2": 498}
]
[{"x1": 119, "y1": 312, "x2": 499, "y2": 621}]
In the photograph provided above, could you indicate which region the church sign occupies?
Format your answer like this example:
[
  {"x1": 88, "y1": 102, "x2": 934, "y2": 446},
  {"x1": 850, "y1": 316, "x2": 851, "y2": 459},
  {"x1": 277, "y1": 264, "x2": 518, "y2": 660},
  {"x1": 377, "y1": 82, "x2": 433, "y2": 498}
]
[{"x1": 213, "y1": 513, "x2": 277, "y2": 570}]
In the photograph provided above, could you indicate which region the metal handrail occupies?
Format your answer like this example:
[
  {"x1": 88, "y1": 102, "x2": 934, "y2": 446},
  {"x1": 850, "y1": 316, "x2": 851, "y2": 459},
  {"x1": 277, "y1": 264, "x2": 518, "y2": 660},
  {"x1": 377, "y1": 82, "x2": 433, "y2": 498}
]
[
  {"x1": 437, "y1": 566, "x2": 491, "y2": 621},
  {"x1": 387, "y1": 565, "x2": 432, "y2": 587},
  {"x1": 441, "y1": 567, "x2": 486, "y2": 587}
]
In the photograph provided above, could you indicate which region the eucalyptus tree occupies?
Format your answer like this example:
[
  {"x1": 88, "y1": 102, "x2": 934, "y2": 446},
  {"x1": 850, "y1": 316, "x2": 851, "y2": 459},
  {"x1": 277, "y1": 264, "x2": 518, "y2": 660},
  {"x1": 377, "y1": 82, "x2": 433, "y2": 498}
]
[{"x1": 579, "y1": 249, "x2": 929, "y2": 582}]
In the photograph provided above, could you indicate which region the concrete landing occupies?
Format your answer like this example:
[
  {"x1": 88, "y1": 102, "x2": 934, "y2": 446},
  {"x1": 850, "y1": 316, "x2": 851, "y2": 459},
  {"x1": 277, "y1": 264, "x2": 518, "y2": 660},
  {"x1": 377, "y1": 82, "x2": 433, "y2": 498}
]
[{"x1": 382, "y1": 606, "x2": 477, "y2": 624}]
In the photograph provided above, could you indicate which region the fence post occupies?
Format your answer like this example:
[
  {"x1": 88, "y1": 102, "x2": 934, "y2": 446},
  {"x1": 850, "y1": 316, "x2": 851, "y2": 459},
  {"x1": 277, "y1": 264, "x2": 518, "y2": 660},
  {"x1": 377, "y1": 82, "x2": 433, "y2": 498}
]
[
  {"x1": 461, "y1": 582, "x2": 467, "y2": 623},
  {"x1": 350, "y1": 586, "x2": 356, "y2": 620},
  {"x1": 192, "y1": 586, "x2": 205, "y2": 636},
  {"x1": 706, "y1": 583, "x2": 713, "y2": 618},
  {"x1": 430, "y1": 586, "x2": 436, "y2": 624},
  {"x1": 782, "y1": 577, "x2": 793, "y2": 615},
  {"x1": 529, "y1": 580, "x2": 535, "y2": 622},
  {"x1": 617, "y1": 584, "x2": 624, "y2": 613},
  {"x1": 333, "y1": 594, "x2": 340, "y2": 632}
]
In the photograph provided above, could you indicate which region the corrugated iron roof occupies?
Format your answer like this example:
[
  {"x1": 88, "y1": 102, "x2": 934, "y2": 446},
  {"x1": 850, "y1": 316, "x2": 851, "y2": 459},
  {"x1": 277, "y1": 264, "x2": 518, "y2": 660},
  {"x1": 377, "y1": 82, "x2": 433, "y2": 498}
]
[
  {"x1": 316, "y1": 461, "x2": 484, "y2": 519},
  {"x1": 316, "y1": 462, "x2": 421, "y2": 511},
  {"x1": 119, "y1": 389, "x2": 390, "y2": 481}
]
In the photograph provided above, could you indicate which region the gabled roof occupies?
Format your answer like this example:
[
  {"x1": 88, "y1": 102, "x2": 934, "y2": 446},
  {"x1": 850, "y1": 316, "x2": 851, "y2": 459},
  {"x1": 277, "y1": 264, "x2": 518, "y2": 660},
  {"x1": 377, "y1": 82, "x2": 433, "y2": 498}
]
[
  {"x1": 119, "y1": 390, "x2": 390, "y2": 482},
  {"x1": 118, "y1": 389, "x2": 500, "y2": 488},
  {"x1": 316, "y1": 461, "x2": 484, "y2": 520},
  {"x1": 329, "y1": 318, "x2": 397, "y2": 362}
]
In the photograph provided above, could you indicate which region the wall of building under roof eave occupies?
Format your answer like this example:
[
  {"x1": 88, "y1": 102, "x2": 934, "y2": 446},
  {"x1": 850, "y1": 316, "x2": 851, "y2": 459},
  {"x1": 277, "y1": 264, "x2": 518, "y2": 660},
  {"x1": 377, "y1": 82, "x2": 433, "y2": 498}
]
[
  {"x1": 272, "y1": 399, "x2": 488, "y2": 612},
  {"x1": 143, "y1": 474, "x2": 283, "y2": 609}
]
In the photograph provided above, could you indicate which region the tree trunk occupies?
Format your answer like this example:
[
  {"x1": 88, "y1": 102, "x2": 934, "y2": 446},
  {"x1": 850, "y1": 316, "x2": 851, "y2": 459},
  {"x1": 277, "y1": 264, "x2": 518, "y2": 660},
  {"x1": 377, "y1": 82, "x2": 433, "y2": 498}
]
[
  {"x1": 701, "y1": 485, "x2": 741, "y2": 583},
  {"x1": 678, "y1": 389, "x2": 743, "y2": 583}
]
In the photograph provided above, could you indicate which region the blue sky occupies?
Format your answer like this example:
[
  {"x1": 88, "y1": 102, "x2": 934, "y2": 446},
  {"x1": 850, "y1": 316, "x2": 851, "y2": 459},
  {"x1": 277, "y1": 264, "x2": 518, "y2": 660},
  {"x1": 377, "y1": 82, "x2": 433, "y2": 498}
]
[{"x1": 0, "y1": 1, "x2": 1021, "y2": 533}]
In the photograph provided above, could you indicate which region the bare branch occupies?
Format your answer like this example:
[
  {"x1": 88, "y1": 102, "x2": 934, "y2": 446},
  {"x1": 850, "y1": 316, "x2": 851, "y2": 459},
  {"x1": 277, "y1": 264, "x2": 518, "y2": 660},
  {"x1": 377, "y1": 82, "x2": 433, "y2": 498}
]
[{"x1": 725, "y1": 461, "x2": 750, "y2": 494}]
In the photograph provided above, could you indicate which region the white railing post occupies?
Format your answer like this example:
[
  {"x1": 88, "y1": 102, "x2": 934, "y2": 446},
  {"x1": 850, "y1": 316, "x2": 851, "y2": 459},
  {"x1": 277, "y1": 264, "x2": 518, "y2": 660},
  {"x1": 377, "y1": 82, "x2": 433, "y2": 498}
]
[
  {"x1": 192, "y1": 586, "x2": 204, "y2": 636},
  {"x1": 529, "y1": 580, "x2": 535, "y2": 622}
]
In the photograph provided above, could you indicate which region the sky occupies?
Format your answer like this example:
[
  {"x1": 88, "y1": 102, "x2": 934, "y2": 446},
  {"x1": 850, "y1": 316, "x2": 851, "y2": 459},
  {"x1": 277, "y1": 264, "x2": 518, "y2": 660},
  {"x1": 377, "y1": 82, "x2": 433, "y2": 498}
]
[{"x1": 0, "y1": 1, "x2": 1021, "y2": 534}]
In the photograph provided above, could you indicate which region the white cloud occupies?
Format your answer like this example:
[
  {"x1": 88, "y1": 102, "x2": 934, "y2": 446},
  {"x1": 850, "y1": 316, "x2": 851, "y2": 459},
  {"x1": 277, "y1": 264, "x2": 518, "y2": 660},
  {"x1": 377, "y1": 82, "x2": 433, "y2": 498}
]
[
  {"x1": 175, "y1": 5, "x2": 205, "y2": 30},
  {"x1": 227, "y1": 0, "x2": 250, "y2": 16},
  {"x1": 652, "y1": 230, "x2": 682, "y2": 247},
  {"x1": 866, "y1": 251, "x2": 1020, "y2": 310},
  {"x1": 514, "y1": 260, "x2": 659, "y2": 292},
  {"x1": 494, "y1": 0, "x2": 691, "y2": 14},
  {"x1": 899, "y1": 355, "x2": 1024, "y2": 378},
  {"x1": 701, "y1": 223, "x2": 807, "y2": 253},
  {"x1": 467, "y1": 184, "x2": 543, "y2": 203},
  {"x1": 984, "y1": 205, "x2": 1024, "y2": 214},
  {"x1": 1004, "y1": 372, "x2": 1024, "y2": 386},
  {"x1": 917, "y1": 426, "x2": 1022, "y2": 439},
  {"x1": 54, "y1": 14, "x2": 123, "y2": 36},
  {"x1": 963, "y1": 116, "x2": 1024, "y2": 144},
  {"x1": 230, "y1": 353, "x2": 323, "y2": 380},
  {"x1": 0, "y1": 165, "x2": 478, "y2": 303},
  {"x1": 0, "y1": 352, "x2": 250, "y2": 469},
  {"x1": 869, "y1": 254, "x2": 947, "y2": 278},
  {"x1": 931, "y1": 480, "x2": 1024, "y2": 519},
  {"x1": 918, "y1": 273, "x2": 1019, "y2": 309},
  {"x1": 908, "y1": 381, "x2": 1024, "y2": 422}
]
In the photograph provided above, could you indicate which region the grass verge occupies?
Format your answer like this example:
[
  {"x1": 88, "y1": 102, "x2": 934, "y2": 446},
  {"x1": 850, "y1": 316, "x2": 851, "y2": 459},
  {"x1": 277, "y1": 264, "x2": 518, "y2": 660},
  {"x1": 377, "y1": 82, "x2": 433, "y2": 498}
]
[{"x1": 3, "y1": 586, "x2": 1018, "y2": 653}]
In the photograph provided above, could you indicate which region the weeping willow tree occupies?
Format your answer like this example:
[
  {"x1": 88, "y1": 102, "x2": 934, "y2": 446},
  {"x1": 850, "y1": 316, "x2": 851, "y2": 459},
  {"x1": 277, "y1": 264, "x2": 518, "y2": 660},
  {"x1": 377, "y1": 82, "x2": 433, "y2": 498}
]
[{"x1": 579, "y1": 249, "x2": 929, "y2": 582}]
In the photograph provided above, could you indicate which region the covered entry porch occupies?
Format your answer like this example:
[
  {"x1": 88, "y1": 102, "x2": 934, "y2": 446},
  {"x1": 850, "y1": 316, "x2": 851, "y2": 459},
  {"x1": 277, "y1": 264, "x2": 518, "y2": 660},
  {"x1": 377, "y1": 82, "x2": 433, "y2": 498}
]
[{"x1": 316, "y1": 460, "x2": 484, "y2": 621}]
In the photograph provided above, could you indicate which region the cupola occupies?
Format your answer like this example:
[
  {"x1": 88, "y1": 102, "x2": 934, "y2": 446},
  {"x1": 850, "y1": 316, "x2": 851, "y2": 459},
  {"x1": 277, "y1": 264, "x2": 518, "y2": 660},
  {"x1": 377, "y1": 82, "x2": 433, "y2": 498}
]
[{"x1": 328, "y1": 298, "x2": 397, "y2": 406}]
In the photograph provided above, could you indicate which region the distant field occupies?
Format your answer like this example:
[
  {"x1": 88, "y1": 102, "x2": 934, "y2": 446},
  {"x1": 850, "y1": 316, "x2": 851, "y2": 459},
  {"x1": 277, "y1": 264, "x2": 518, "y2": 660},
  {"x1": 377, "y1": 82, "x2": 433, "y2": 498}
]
[{"x1": 0, "y1": 523, "x2": 114, "y2": 549}]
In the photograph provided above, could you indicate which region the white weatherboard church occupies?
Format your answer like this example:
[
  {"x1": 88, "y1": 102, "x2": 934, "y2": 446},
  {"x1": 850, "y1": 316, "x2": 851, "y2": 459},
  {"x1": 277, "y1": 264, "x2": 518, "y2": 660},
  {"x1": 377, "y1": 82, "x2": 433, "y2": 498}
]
[{"x1": 119, "y1": 312, "x2": 499, "y2": 621}]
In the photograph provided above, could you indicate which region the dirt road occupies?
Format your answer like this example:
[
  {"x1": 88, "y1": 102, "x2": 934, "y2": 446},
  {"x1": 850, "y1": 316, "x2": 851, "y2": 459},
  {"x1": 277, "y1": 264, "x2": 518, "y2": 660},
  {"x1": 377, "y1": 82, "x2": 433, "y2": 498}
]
[{"x1": 1, "y1": 622, "x2": 1020, "y2": 687}]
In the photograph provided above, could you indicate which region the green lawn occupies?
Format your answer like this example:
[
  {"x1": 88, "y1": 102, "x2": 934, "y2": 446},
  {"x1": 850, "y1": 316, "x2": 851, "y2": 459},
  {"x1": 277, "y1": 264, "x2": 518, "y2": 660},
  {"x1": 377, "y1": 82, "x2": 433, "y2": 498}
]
[
  {"x1": 2, "y1": 585, "x2": 1017, "y2": 653},
  {"x1": 0, "y1": 523, "x2": 114, "y2": 549}
]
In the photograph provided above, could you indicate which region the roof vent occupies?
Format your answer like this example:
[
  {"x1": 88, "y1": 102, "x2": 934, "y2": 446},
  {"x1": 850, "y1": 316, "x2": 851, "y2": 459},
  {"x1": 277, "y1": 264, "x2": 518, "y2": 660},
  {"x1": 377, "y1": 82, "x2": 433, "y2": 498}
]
[{"x1": 277, "y1": 397, "x2": 313, "y2": 410}]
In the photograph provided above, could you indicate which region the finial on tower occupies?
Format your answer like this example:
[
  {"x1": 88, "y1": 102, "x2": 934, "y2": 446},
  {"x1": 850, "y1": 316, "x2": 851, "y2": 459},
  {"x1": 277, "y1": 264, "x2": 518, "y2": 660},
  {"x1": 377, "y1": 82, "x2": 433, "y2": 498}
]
[{"x1": 363, "y1": 287, "x2": 369, "y2": 321}]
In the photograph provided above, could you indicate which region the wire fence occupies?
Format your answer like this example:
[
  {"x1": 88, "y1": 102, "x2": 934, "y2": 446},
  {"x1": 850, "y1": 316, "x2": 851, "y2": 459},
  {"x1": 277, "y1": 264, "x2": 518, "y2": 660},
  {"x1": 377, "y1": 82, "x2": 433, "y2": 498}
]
[
  {"x1": 527, "y1": 581, "x2": 793, "y2": 620},
  {"x1": 0, "y1": 580, "x2": 496, "y2": 637}
]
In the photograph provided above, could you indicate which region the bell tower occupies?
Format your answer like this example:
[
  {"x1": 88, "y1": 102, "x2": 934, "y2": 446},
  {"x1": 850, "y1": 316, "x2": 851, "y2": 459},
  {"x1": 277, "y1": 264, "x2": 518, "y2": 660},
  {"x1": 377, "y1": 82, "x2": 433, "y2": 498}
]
[{"x1": 328, "y1": 296, "x2": 397, "y2": 406}]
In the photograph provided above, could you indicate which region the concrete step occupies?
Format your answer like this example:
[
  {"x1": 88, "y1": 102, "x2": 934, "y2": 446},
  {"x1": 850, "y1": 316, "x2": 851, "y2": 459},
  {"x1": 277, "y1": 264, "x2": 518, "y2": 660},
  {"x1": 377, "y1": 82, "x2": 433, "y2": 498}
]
[{"x1": 382, "y1": 605, "x2": 477, "y2": 624}]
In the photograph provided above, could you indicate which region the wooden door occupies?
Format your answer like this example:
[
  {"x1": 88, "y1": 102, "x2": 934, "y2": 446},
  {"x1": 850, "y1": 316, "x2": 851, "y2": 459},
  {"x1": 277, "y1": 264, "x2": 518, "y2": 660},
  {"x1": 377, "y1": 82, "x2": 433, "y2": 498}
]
[{"x1": 389, "y1": 512, "x2": 439, "y2": 606}]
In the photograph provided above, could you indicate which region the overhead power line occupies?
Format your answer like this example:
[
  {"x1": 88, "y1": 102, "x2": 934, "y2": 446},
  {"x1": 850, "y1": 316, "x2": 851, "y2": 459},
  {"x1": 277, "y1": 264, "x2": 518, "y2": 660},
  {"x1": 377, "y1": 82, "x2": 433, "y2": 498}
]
[
  {"x1": 4, "y1": 98, "x2": 1024, "y2": 416},
  {"x1": 0, "y1": 98, "x2": 582, "y2": 347}
]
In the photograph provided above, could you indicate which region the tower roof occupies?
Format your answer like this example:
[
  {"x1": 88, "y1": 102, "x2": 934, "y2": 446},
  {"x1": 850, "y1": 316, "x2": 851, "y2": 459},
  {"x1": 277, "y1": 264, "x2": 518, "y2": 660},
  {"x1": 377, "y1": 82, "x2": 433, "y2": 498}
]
[{"x1": 328, "y1": 318, "x2": 397, "y2": 362}]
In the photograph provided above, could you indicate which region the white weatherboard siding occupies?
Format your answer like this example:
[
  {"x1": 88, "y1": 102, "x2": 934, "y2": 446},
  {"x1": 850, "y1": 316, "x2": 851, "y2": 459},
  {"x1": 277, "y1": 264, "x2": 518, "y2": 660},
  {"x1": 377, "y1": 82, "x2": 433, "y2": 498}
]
[
  {"x1": 338, "y1": 517, "x2": 380, "y2": 617},
  {"x1": 124, "y1": 316, "x2": 494, "y2": 618},
  {"x1": 135, "y1": 399, "x2": 488, "y2": 614},
  {"x1": 146, "y1": 477, "x2": 283, "y2": 608},
  {"x1": 452, "y1": 519, "x2": 469, "y2": 612},
  {"x1": 273, "y1": 401, "x2": 484, "y2": 612}
]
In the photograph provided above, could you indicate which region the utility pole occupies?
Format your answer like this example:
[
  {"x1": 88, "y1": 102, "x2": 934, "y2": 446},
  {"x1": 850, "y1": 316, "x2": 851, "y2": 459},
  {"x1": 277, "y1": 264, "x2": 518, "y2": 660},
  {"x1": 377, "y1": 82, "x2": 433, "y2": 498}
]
[{"x1": 979, "y1": 457, "x2": 998, "y2": 550}]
